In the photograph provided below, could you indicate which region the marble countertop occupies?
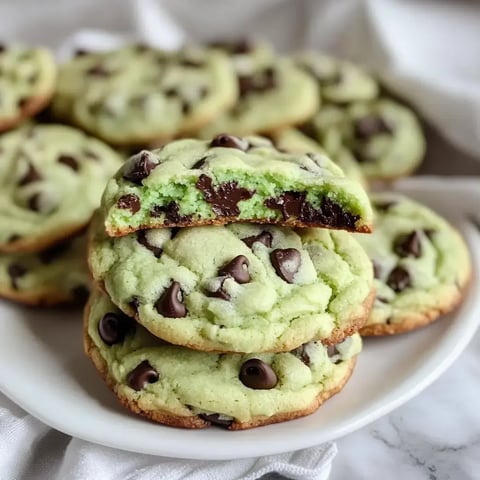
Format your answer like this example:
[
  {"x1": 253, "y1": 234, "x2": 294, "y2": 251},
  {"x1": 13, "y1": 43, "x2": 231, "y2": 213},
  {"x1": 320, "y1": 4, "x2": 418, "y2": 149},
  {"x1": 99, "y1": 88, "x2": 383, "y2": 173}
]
[
  {"x1": 331, "y1": 328, "x2": 480, "y2": 480},
  {"x1": 330, "y1": 127, "x2": 480, "y2": 480}
]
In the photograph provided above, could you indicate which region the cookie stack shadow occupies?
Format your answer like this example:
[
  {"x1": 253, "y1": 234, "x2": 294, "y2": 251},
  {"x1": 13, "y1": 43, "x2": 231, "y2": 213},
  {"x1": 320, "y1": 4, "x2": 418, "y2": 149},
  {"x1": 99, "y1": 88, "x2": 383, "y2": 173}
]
[{"x1": 84, "y1": 134, "x2": 377, "y2": 430}]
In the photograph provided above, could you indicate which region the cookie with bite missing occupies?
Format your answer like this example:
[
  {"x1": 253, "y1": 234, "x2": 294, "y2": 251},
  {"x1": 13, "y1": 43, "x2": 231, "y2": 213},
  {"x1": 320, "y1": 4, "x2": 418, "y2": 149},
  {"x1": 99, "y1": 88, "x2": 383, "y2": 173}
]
[
  {"x1": 357, "y1": 194, "x2": 471, "y2": 336},
  {"x1": 306, "y1": 99, "x2": 425, "y2": 181},
  {"x1": 0, "y1": 45, "x2": 56, "y2": 132},
  {"x1": 0, "y1": 123, "x2": 121, "y2": 253},
  {"x1": 89, "y1": 213, "x2": 374, "y2": 353},
  {"x1": 101, "y1": 135, "x2": 373, "y2": 236},
  {"x1": 84, "y1": 288, "x2": 362, "y2": 430},
  {"x1": 0, "y1": 231, "x2": 90, "y2": 306},
  {"x1": 52, "y1": 45, "x2": 238, "y2": 146}
]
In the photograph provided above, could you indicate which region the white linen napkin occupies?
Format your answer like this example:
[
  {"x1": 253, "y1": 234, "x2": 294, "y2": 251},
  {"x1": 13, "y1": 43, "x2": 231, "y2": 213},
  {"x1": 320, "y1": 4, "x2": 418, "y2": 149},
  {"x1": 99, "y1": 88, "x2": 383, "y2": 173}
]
[{"x1": 0, "y1": 393, "x2": 335, "y2": 480}]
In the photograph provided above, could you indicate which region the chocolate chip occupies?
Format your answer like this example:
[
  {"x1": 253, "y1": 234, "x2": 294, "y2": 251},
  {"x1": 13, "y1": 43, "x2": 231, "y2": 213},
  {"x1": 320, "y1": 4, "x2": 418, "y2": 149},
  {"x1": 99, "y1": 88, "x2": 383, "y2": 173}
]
[
  {"x1": 137, "y1": 231, "x2": 162, "y2": 258},
  {"x1": 165, "y1": 88, "x2": 177, "y2": 97},
  {"x1": 155, "y1": 281, "x2": 187, "y2": 317},
  {"x1": 98, "y1": 311, "x2": 132, "y2": 345},
  {"x1": 354, "y1": 116, "x2": 393, "y2": 140},
  {"x1": 7, "y1": 264, "x2": 27, "y2": 290},
  {"x1": 239, "y1": 359, "x2": 277, "y2": 390},
  {"x1": 71, "y1": 285, "x2": 90, "y2": 304},
  {"x1": 199, "y1": 86, "x2": 209, "y2": 99},
  {"x1": 181, "y1": 101, "x2": 191, "y2": 115},
  {"x1": 210, "y1": 39, "x2": 252, "y2": 54},
  {"x1": 386, "y1": 266, "x2": 411, "y2": 293},
  {"x1": 74, "y1": 49, "x2": 89, "y2": 57},
  {"x1": 117, "y1": 194, "x2": 141, "y2": 214},
  {"x1": 238, "y1": 75, "x2": 256, "y2": 98},
  {"x1": 86, "y1": 64, "x2": 110, "y2": 76},
  {"x1": 270, "y1": 248, "x2": 301, "y2": 283},
  {"x1": 135, "y1": 43, "x2": 149, "y2": 53},
  {"x1": 209, "y1": 134, "x2": 249, "y2": 151},
  {"x1": 128, "y1": 296, "x2": 140, "y2": 313},
  {"x1": 372, "y1": 260, "x2": 382, "y2": 279},
  {"x1": 218, "y1": 255, "x2": 250, "y2": 284},
  {"x1": 199, "y1": 413, "x2": 233, "y2": 428},
  {"x1": 196, "y1": 174, "x2": 254, "y2": 217},
  {"x1": 265, "y1": 193, "x2": 359, "y2": 230},
  {"x1": 28, "y1": 193, "x2": 41, "y2": 212},
  {"x1": 126, "y1": 360, "x2": 159, "y2": 391},
  {"x1": 296, "y1": 345, "x2": 311, "y2": 366},
  {"x1": 394, "y1": 231, "x2": 422, "y2": 258},
  {"x1": 0, "y1": 45, "x2": 6, "y2": 53},
  {"x1": 265, "y1": 192, "x2": 306, "y2": 221},
  {"x1": 8, "y1": 234, "x2": 20, "y2": 243},
  {"x1": 58, "y1": 154, "x2": 79, "y2": 171},
  {"x1": 327, "y1": 345, "x2": 341, "y2": 364},
  {"x1": 242, "y1": 231, "x2": 273, "y2": 249},
  {"x1": 18, "y1": 163, "x2": 42, "y2": 186},
  {"x1": 18, "y1": 97, "x2": 28, "y2": 108},
  {"x1": 122, "y1": 151, "x2": 159, "y2": 185},
  {"x1": 424, "y1": 229, "x2": 435, "y2": 240},
  {"x1": 192, "y1": 157, "x2": 207, "y2": 169},
  {"x1": 374, "y1": 201, "x2": 397, "y2": 212},
  {"x1": 208, "y1": 276, "x2": 231, "y2": 300},
  {"x1": 180, "y1": 58, "x2": 204, "y2": 68},
  {"x1": 150, "y1": 202, "x2": 192, "y2": 225},
  {"x1": 39, "y1": 241, "x2": 70, "y2": 264}
]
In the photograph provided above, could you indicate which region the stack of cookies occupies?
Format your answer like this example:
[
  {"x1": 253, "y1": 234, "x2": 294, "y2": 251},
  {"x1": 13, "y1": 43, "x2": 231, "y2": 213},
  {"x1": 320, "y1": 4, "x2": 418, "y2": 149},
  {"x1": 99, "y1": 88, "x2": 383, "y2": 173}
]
[
  {"x1": 0, "y1": 40, "x2": 472, "y2": 429},
  {"x1": 85, "y1": 134, "x2": 376, "y2": 429}
]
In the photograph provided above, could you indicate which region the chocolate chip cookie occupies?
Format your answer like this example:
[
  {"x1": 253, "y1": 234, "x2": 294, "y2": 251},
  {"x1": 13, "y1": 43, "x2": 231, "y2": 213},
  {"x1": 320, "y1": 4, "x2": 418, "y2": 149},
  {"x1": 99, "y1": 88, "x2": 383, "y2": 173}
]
[
  {"x1": 85, "y1": 288, "x2": 362, "y2": 429},
  {"x1": 89, "y1": 213, "x2": 374, "y2": 353},
  {"x1": 269, "y1": 128, "x2": 366, "y2": 187},
  {"x1": 52, "y1": 45, "x2": 238, "y2": 146},
  {"x1": 0, "y1": 232, "x2": 90, "y2": 306},
  {"x1": 294, "y1": 51, "x2": 378, "y2": 104},
  {"x1": 357, "y1": 194, "x2": 471, "y2": 336},
  {"x1": 307, "y1": 99, "x2": 426, "y2": 181},
  {"x1": 0, "y1": 123, "x2": 122, "y2": 253},
  {"x1": 196, "y1": 54, "x2": 320, "y2": 137},
  {"x1": 101, "y1": 135, "x2": 373, "y2": 236},
  {"x1": 0, "y1": 45, "x2": 56, "y2": 132}
]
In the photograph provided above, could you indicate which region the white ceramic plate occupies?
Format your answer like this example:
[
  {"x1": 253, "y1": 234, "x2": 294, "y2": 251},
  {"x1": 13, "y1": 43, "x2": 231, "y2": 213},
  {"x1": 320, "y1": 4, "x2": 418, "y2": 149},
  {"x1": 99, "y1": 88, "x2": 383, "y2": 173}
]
[{"x1": 1, "y1": 178, "x2": 479, "y2": 460}]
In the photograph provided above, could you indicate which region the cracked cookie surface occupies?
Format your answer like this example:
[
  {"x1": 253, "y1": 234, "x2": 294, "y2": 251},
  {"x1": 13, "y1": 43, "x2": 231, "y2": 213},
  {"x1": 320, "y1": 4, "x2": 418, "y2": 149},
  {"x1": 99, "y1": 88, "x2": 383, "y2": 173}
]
[{"x1": 89, "y1": 214, "x2": 373, "y2": 352}]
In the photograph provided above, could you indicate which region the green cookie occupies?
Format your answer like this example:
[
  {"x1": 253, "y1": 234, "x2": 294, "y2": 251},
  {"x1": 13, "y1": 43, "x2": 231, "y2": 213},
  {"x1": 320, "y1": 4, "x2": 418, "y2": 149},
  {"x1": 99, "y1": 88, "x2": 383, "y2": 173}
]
[
  {"x1": 89, "y1": 215, "x2": 374, "y2": 353},
  {"x1": 0, "y1": 232, "x2": 90, "y2": 306},
  {"x1": 0, "y1": 123, "x2": 122, "y2": 253},
  {"x1": 0, "y1": 44, "x2": 56, "y2": 131},
  {"x1": 101, "y1": 135, "x2": 373, "y2": 236},
  {"x1": 357, "y1": 193, "x2": 471, "y2": 335},
  {"x1": 308, "y1": 99, "x2": 425, "y2": 181},
  {"x1": 85, "y1": 288, "x2": 362, "y2": 429},
  {"x1": 53, "y1": 45, "x2": 238, "y2": 146}
]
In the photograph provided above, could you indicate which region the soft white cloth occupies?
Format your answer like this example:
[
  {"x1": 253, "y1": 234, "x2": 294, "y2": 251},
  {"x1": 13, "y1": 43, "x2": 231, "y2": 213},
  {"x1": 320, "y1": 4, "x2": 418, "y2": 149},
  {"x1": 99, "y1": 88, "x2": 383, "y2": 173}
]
[
  {"x1": 0, "y1": 0, "x2": 479, "y2": 157},
  {"x1": 0, "y1": 393, "x2": 335, "y2": 480}
]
